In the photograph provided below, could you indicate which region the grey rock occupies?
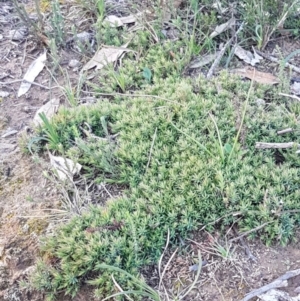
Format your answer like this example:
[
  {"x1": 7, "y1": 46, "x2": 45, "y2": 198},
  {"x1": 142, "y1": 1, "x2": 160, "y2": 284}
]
[
  {"x1": 68, "y1": 59, "x2": 80, "y2": 68},
  {"x1": 8, "y1": 26, "x2": 28, "y2": 41},
  {"x1": 256, "y1": 98, "x2": 266, "y2": 106}
]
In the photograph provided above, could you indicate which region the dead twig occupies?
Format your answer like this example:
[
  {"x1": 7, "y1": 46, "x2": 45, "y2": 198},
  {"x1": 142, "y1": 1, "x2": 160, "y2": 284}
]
[
  {"x1": 240, "y1": 268, "x2": 300, "y2": 301},
  {"x1": 255, "y1": 142, "x2": 300, "y2": 149},
  {"x1": 277, "y1": 128, "x2": 294, "y2": 135},
  {"x1": 279, "y1": 92, "x2": 300, "y2": 101},
  {"x1": 255, "y1": 49, "x2": 300, "y2": 74},
  {"x1": 207, "y1": 22, "x2": 244, "y2": 79},
  {"x1": 85, "y1": 91, "x2": 183, "y2": 106},
  {"x1": 199, "y1": 211, "x2": 243, "y2": 231},
  {"x1": 229, "y1": 222, "x2": 273, "y2": 243},
  {"x1": 146, "y1": 128, "x2": 157, "y2": 169}
]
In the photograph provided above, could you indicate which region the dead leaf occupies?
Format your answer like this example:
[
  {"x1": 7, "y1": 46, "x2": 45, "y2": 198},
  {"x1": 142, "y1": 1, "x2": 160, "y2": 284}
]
[
  {"x1": 234, "y1": 45, "x2": 263, "y2": 66},
  {"x1": 210, "y1": 18, "x2": 235, "y2": 38},
  {"x1": 49, "y1": 153, "x2": 82, "y2": 181},
  {"x1": 189, "y1": 52, "x2": 220, "y2": 69},
  {"x1": 37, "y1": 32, "x2": 50, "y2": 46},
  {"x1": 33, "y1": 98, "x2": 60, "y2": 126},
  {"x1": 120, "y1": 14, "x2": 137, "y2": 24},
  {"x1": 18, "y1": 52, "x2": 47, "y2": 97},
  {"x1": 104, "y1": 15, "x2": 124, "y2": 27},
  {"x1": 104, "y1": 14, "x2": 138, "y2": 27},
  {"x1": 230, "y1": 67, "x2": 279, "y2": 85},
  {"x1": 82, "y1": 44, "x2": 129, "y2": 71},
  {"x1": 212, "y1": 1, "x2": 229, "y2": 14}
]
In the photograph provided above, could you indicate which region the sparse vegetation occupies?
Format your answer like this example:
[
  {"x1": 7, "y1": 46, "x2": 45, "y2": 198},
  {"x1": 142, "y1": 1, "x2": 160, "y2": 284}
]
[{"x1": 9, "y1": 0, "x2": 300, "y2": 299}]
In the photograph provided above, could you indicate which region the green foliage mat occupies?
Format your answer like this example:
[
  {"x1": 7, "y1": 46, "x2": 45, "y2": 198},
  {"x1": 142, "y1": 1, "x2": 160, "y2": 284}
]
[{"x1": 31, "y1": 73, "x2": 300, "y2": 299}]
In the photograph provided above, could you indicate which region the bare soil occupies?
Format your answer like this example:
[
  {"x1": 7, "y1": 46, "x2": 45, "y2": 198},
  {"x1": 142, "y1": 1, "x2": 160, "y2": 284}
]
[{"x1": 0, "y1": 1, "x2": 300, "y2": 301}]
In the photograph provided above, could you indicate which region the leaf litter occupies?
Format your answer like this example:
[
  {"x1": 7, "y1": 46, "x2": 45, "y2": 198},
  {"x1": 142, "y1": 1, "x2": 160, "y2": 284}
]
[
  {"x1": 234, "y1": 45, "x2": 263, "y2": 66},
  {"x1": 82, "y1": 43, "x2": 130, "y2": 71},
  {"x1": 18, "y1": 52, "x2": 47, "y2": 97},
  {"x1": 210, "y1": 17, "x2": 235, "y2": 38},
  {"x1": 49, "y1": 153, "x2": 82, "y2": 181},
  {"x1": 33, "y1": 98, "x2": 60, "y2": 127},
  {"x1": 230, "y1": 66, "x2": 279, "y2": 85}
]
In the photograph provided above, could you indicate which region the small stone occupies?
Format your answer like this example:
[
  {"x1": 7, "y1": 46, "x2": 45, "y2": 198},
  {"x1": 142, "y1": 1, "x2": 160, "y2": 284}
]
[
  {"x1": 22, "y1": 224, "x2": 29, "y2": 234},
  {"x1": 0, "y1": 91, "x2": 9, "y2": 98},
  {"x1": 0, "y1": 34, "x2": 3, "y2": 40},
  {"x1": 84, "y1": 97, "x2": 96, "y2": 103},
  {"x1": 22, "y1": 106, "x2": 30, "y2": 113},
  {"x1": 256, "y1": 98, "x2": 265, "y2": 106},
  {"x1": 68, "y1": 59, "x2": 80, "y2": 68},
  {"x1": 8, "y1": 26, "x2": 28, "y2": 41},
  {"x1": 291, "y1": 82, "x2": 300, "y2": 95}
]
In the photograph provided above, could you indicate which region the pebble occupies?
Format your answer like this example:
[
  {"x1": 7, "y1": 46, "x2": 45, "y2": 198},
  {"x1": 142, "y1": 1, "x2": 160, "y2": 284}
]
[
  {"x1": 0, "y1": 91, "x2": 9, "y2": 98},
  {"x1": 68, "y1": 59, "x2": 80, "y2": 68},
  {"x1": 256, "y1": 98, "x2": 265, "y2": 106}
]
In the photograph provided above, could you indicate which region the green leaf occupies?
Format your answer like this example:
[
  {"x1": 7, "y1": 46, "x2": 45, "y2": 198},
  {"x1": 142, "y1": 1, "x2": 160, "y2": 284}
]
[
  {"x1": 142, "y1": 67, "x2": 152, "y2": 83},
  {"x1": 224, "y1": 143, "x2": 232, "y2": 154}
]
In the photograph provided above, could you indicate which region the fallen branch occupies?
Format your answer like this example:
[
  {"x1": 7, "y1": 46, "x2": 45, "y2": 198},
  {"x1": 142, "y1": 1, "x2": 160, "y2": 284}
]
[
  {"x1": 207, "y1": 22, "x2": 244, "y2": 79},
  {"x1": 146, "y1": 127, "x2": 157, "y2": 169},
  {"x1": 229, "y1": 222, "x2": 273, "y2": 243},
  {"x1": 279, "y1": 92, "x2": 300, "y2": 102},
  {"x1": 277, "y1": 128, "x2": 294, "y2": 135},
  {"x1": 255, "y1": 49, "x2": 300, "y2": 74},
  {"x1": 255, "y1": 142, "x2": 300, "y2": 149},
  {"x1": 240, "y1": 268, "x2": 300, "y2": 301}
]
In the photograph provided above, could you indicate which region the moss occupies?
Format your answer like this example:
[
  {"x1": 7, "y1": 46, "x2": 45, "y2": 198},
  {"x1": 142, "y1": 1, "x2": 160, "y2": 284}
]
[
  {"x1": 31, "y1": 73, "x2": 300, "y2": 299},
  {"x1": 27, "y1": 219, "x2": 49, "y2": 235}
]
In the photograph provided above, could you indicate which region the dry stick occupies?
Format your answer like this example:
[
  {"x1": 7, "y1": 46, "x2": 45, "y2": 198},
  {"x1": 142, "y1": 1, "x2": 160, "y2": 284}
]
[
  {"x1": 84, "y1": 91, "x2": 183, "y2": 105},
  {"x1": 255, "y1": 142, "x2": 300, "y2": 149},
  {"x1": 111, "y1": 275, "x2": 134, "y2": 301},
  {"x1": 240, "y1": 268, "x2": 300, "y2": 301},
  {"x1": 255, "y1": 49, "x2": 300, "y2": 74},
  {"x1": 277, "y1": 128, "x2": 294, "y2": 135},
  {"x1": 279, "y1": 92, "x2": 300, "y2": 102},
  {"x1": 146, "y1": 127, "x2": 157, "y2": 169},
  {"x1": 229, "y1": 221, "x2": 273, "y2": 243},
  {"x1": 207, "y1": 22, "x2": 244, "y2": 79},
  {"x1": 199, "y1": 211, "x2": 243, "y2": 231}
]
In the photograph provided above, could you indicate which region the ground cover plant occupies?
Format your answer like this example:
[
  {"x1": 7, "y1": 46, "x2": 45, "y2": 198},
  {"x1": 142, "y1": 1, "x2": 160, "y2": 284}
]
[
  {"x1": 21, "y1": 0, "x2": 300, "y2": 300},
  {"x1": 31, "y1": 71, "x2": 300, "y2": 299}
]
